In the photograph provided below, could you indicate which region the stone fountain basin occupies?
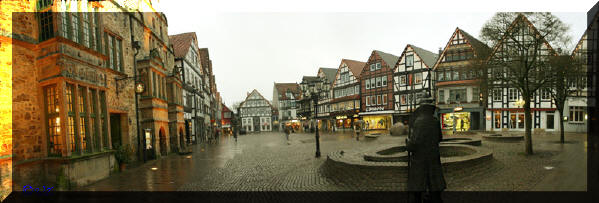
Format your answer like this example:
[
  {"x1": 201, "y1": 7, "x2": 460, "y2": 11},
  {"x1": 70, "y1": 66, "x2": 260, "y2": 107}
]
[
  {"x1": 328, "y1": 144, "x2": 493, "y2": 171},
  {"x1": 482, "y1": 134, "x2": 524, "y2": 141},
  {"x1": 441, "y1": 137, "x2": 482, "y2": 146}
]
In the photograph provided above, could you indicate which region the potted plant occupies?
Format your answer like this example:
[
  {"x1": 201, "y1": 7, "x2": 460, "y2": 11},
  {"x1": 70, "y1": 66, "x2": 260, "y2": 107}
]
[{"x1": 115, "y1": 144, "x2": 132, "y2": 171}]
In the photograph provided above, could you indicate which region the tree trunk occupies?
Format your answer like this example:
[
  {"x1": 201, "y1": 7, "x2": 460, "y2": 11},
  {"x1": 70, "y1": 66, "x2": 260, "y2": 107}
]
[
  {"x1": 524, "y1": 98, "x2": 533, "y2": 155},
  {"x1": 559, "y1": 109, "x2": 565, "y2": 143}
]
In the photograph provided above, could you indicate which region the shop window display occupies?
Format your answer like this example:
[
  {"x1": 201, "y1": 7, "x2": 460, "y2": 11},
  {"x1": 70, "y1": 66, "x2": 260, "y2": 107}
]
[{"x1": 441, "y1": 112, "x2": 470, "y2": 131}]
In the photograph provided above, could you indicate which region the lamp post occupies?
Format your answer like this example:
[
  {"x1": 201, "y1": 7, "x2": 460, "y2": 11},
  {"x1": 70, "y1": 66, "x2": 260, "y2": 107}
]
[{"x1": 301, "y1": 78, "x2": 330, "y2": 158}]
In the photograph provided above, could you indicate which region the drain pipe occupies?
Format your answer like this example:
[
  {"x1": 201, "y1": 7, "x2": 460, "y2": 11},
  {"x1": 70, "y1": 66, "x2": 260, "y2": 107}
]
[{"x1": 129, "y1": 13, "x2": 144, "y2": 163}]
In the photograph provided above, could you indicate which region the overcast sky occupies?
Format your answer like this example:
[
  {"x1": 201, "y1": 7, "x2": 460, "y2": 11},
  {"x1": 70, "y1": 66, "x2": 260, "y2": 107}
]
[{"x1": 157, "y1": 0, "x2": 596, "y2": 106}]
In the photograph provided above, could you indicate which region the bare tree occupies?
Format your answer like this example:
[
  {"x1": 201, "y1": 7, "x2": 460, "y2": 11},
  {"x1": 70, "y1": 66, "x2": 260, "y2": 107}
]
[
  {"x1": 481, "y1": 13, "x2": 572, "y2": 155},
  {"x1": 548, "y1": 51, "x2": 586, "y2": 143}
]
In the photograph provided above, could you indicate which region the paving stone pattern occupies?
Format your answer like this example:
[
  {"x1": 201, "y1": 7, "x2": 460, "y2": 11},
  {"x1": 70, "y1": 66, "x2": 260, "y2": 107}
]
[{"x1": 77, "y1": 131, "x2": 587, "y2": 191}]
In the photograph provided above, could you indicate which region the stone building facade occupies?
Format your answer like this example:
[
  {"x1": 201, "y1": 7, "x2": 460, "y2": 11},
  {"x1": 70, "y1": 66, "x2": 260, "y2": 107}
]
[{"x1": 7, "y1": 0, "x2": 185, "y2": 191}]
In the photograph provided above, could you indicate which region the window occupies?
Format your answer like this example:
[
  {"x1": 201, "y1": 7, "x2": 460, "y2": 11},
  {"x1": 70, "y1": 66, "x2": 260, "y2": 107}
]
[
  {"x1": 116, "y1": 39, "x2": 123, "y2": 72},
  {"x1": 90, "y1": 12, "x2": 97, "y2": 51},
  {"x1": 382, "y1": 94, "x2": 387, "y2": 104},
  {"x1": 438, "y1": 71, "x2": 444, "y2": 81},
  {"x1": 45, "y1": 85, "x2": 62, "y2": 156},
  {"x1": 406, "y1": 55, "x2": 414, "y2": 67},
  {"x1": 376, "y1": 63, "x2": 382, "y2": 70},
  {"x1": 366, "y1": 79, "x2": 370, "y2": 89},
  {"x1": 377, "y1": 95, "x2": 381, "y2": 105},
  {"x1": 71, "y1": 12, "x2": 80, "y2": 43},
  {"x1": 153, "y1": 72, "x2": 157, "y2": 97},
  {"x1": 38, "y1": 11, "x2": 54, "y2": 42},
  {"x1": 107, "y1": 35, "x2": 113, "y2": 69},
  {"x1": 37, "y1": 0, "x2": 54, "y2": 10},
  {"x1": 78, "y1": 87, "x2": 90, "y2": 153},
  {"x1": 61, "y1": 12, "x2": 69, "y2": 38},
  {"x1": 509, "y1": 88, "x2": 519, "y2": 101},
  {"x1": 82, "y1": 12, "x2": 90, "y2": 47},
  {"x1": 370, "y1": 64, "x2": 375, "y2": 71},
  {"x1": 400, "y1": 95, "x2": 406, "y2": 105},
  {"x1": 89, "y1": 89, "x2": 99, "y2": 150},
  {"x1": 400, "y1": 75, "x2": 406, "y2": 86},
  {"x1": 66, "y1": 84, "x2": 77, "y2": 152},
  {"x1": 452, "y1": 70, "x2": 459, "y2": 80},
  {"x1": 494, "y1": 111, "x2": 501, "y2": 129},
  {"x1": 438, "y1": 90, "x2": 445, "y2": 103},
  {"x1": 355, "y1": 85, "x2": 359, "y2": 95},
  {"x1": 366, "y1": 96, "x2": 370, "y2": 106},
  {"x1": 493, "y1": 89, "x2": 502, "y2": 101},
  {"x1": 541, "y1": 89, "x2": 551, "y2": 100},
  {"x1": 382, "y1": 76, "x2": 387, "y2": 87},
  {"x1": 415, "y1": 73, "x2": 422, "y2": 84},
  {"x1": 376, "y1": 77, "x2": 382, "y2": 87},
  {"x1": 472, "y1": 87, "x2": 479, "y2": 103},
  {"x1": 569, "y1": 106, "x2": 584, "y2": 122},
  {"x1": 445, "y1": 71, "x2": 451, "y2": 81}
]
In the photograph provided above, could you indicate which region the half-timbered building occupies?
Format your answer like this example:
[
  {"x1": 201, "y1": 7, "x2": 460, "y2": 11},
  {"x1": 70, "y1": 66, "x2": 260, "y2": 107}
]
[
  {"x1": 316, "y1": 67, "x2": 337, "y2": 132},
  {"x1": 359, "y1": 50, "x2": 399, "y2": 131},
  {"x1": 434, "y1": 28, "x2": 491, "y2": 133},
  {"x1": 563, "y1": 31, "x2": 591, "y2": 132},
  {"x1": 239, "y1": 90, "x2": 273, "y2": 132},
  {"x1": 393, "y1": 44, "x2": 438, "y2": 123},
  {"x1": 485, "y1": 15, "x2": 557, "y2": 132},
  {"x1": 330, "y1": 59, "x2": 366, "y2": 131}
]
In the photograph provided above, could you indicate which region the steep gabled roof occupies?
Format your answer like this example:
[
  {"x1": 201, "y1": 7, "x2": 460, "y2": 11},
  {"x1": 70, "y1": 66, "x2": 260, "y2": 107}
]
[
  {"x1": 319, "y1": 67, "x2": 338, "y2": 83},
  {"x1": 169, "y1": 32, "x2": 196, "y2": 58},
  {"x1": 342, "y1": 59, "x2": 366, "y2": 77},
  {"x1": 240, "y1": 89, "x2": 273, "y2": 109},
  {"x1": 459, "y1": 29, "x2": 491, "y2": 57},
  {"x1": 409, "y1": 44, "x2": 439, "y2": 69},
  {"x1": 432, "y1": 27, "x2": 492, "y2": 70},
  {"x1": 571, "y1": 30, "x2": 588, "y2": 57},
  {"x1": 302, "y1": 76, "x2": 319, "y2": 83},
  {"x1": 487, "y1": 14, "x2": 557, "y2": 62},
  {"x1": 274, "y1": 83, "x2": 301, "y2": 100},
  {"x1": 374, "y1": 50, "x2": 400, "y2": 68}
]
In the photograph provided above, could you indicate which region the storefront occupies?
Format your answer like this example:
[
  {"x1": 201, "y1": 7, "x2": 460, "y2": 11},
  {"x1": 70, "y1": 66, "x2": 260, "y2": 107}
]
[
  {"x1": 360, "y1": 114, "x2": 394, "y2": 130},
  {"x1": 441, "y1": 112, "x2": 471, "y2": 131},
  {"x1": 284, "y1": 120, "x2": 301, "y2": 132},
  {"x1": 334, "y1": 115, "x2": 358, "y2": 130},
  {"x1": 438, "y1": 107, "x2": 484, "y2": 132}
]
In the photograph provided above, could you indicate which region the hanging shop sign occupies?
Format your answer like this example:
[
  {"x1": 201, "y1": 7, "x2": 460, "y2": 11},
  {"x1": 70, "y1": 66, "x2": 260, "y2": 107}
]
[{"x1": 454, "y1": 106, "x2": 463, "y2": 112}]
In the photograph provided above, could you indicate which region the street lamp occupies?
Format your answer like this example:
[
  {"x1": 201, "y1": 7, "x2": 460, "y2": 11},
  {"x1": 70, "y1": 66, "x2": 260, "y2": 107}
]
[{"x1": 301, "y1": 78, "x2": 330, "y2": 158}]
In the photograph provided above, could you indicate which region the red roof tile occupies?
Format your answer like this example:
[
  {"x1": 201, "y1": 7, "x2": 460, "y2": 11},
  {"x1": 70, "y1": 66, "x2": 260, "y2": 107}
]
[
  {"x1": 342, "y1": 59, "x2": 366, "y2": 77},
  {"x1": 169, "y1": 32, "x2": 196, "y2": 58}
]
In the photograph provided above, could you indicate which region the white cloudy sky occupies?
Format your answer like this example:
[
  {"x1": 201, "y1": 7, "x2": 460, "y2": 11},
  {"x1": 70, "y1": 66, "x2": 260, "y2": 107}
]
[{"x1": 156, "y1": 0, "x2": 596, "y2": 106}]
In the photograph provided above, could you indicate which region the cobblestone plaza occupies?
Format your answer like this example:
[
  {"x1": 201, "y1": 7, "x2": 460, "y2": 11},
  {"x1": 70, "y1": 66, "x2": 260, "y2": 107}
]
[{"x1": 77, "y1": 131, "x2": 587, "y2": 191}]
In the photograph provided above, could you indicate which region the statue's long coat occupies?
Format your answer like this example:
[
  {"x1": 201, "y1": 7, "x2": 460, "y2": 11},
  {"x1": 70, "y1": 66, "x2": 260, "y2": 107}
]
[{"x1": 406, "y1": 105, "x2": 446, "y2": 192}]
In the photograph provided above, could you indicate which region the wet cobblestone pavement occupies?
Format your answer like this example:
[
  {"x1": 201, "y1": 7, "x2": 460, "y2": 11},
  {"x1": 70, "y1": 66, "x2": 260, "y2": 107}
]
[{"x1": 76, "y1": 131, "x2": 587, "y2": 191}]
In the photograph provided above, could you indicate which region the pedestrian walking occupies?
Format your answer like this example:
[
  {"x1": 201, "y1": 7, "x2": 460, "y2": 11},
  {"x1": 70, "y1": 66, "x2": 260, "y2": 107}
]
[
  {"x1": 406, "y1": 96, "x2": 446, "y2": 203},
  {"x1": 452, "y1": 117, "x2": 457, "y2": 135},
  {"x1": 354, "y1": 120, "x2": 364, "y2": 141},
  {"x1": 284, "y1": 126, "x2": 291, "y2": 141}
]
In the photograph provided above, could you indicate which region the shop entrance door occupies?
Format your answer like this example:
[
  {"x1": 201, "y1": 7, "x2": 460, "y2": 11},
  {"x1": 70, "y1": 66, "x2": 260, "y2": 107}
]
[
  {"x1": 471, "y1": 112, "x2": 480, "y2": 130},
  {"x1": 110, "y1": 114, "x2": 122, "y2": 149},
  {"x1": 547, "y1": 113, "x2": 554, "y2": 129}
]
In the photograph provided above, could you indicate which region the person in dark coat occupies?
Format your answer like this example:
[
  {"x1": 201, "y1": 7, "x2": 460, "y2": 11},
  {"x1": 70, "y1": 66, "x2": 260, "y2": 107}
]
[{"x1": 406, "y1": 97, "x2": 446, "y2": 203}]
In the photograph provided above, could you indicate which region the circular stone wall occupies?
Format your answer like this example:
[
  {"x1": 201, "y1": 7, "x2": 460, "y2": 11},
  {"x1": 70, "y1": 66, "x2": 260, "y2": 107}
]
[
  {"x1": 482, "y1": 134, "x2": 524, "y2": 141},
  {"x1": 322, "y1": 143, "x2": 493, "y2": 190}
]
